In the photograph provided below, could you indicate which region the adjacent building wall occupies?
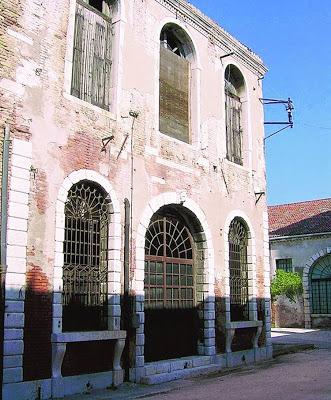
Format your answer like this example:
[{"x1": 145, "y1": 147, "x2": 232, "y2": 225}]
[{"x1": 270, "y1": 234, "x2": 331, "y2": 328}]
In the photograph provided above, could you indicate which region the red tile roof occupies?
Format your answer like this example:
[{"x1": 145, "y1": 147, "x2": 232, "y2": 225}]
[{"x1": 268, "y1": 198, "x2": 331, "y2": 237}]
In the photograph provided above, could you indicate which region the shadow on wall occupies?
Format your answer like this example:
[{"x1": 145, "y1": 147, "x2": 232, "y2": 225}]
[{"x1": 4, "y1": 281, "x2": 270, "y2": 382}]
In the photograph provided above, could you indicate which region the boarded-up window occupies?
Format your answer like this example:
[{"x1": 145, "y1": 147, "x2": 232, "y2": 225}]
[
  {"x1": 159, "y1": 46, "x2": 190, "y2": 143},
  {"x1": 71, "y1": 1, "x2": 112, "y2": 110},
  {"x1": 225, "y1": 91, "x2": 243, "y2": 165}
]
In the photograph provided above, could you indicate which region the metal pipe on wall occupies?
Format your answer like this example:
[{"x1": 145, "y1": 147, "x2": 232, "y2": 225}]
[{"x1": 0, "y1": 124, "x2": 11, "y2": 400}]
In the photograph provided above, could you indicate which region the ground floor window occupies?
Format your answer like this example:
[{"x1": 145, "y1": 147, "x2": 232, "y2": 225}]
[
  {"x1": 228, "y1": 218, "x2": 249, "y2": 321},
  {"x1": 62, "y1": 181, "x2": 111, "y2": 331}
]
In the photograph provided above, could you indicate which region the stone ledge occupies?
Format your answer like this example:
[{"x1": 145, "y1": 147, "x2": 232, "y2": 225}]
[
  {"x1": 141, "y1": 363, "x2": 220, "y2": 385},
  {"x1": 226, "y1": 320, "x2": 263, "y2": 330},
  {"x1": 52, "y1": 330, "x2": 126, "y2": 343}
]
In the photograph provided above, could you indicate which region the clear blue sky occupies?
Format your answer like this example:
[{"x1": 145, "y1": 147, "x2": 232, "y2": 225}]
[{"x1": 190, "y1": 0, "x2": 331, "y2": 205}]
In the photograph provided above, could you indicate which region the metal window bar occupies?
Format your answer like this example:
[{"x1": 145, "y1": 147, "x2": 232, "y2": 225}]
[
  {"x1": 228, "y1": 219, "x2": 249, "y2": 321},
  {"x1": 276, "y1": 258, "x2": 292, "y2": 272},
  {"x1": 144, "y1": 217, "x2": 194, "y2": 310},
  {"x1": 310, "y1": 256, "x2": 331, "y2": 314},
  {"x1": 225, "y1": 91, "x2": 243, "y2": 165},
  {"x1": 71, "y1": 1, "x2": 112, "y2": 110},
  {"x1": 63, "y1": 182, "x2": 111, "y2": 331}
]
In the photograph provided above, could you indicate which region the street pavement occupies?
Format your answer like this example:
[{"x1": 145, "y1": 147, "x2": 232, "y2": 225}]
[
  {"x1": 66, "y1": 329, "x2": 331, "y2": 400},
  {"x1": 271, "y1": 327, "x2": 331, "y2": 349}
]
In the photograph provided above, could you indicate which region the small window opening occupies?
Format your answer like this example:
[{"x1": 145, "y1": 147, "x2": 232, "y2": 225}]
[{"x1": 89, "y1": 0, "x2": 104, "y2": 13}]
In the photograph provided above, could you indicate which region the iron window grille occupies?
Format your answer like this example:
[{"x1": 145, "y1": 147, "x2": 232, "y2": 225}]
[
  {"x1": 71, "y1": 0, "x2": 113, "y2": 110},
  {"x1": 276, "y1": 258, "x2": 292, "y2": 273},
  {"x1": 225, "y1": 88, "x2": 243, "y2": 165},
  {"x1": 62, "y1": 181, "x2": 111, "y2": 331},
  {"x1": 228, "y1": 218, "x2": 249, "y2": 321},
  {"x1": 310, "y1": 255, "x2": 331, "y2": 314},
  {"x1": 144, "y1": 216, "x2": 194, "y2": 310}
]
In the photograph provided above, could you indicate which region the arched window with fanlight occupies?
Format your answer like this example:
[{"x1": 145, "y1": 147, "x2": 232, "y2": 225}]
[
  {"x1": 144, "y1": 215, "x2": 194, "y2": 310},
  {"x1": 159, "y1": 24, "x2": 194, "y2": 143},
  {"x1": 310, "y1": 255, "x2": 331, "y2": 314},
  {"x1": 144, "y1": 212, "x2": 199, "y2": 362},
  {"x1": 228, "y1": 218, "x2": 249, "y2": 321},
  {"x1": 62, "y1": 181, "x2": 111, "y2": 331},
  {"x1": 225, "y1": 64, "x2": 245, "y2": 165}
]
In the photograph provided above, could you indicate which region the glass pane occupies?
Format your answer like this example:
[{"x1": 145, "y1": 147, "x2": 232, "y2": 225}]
[
  {"x1": 173, "y1": 275, "x2": 179, "y2": 286},
  {"x1": 166, "y1": 263, "x2": 172, "y2": 273},
  {"x1": 166, "y1": 275, "x2": 172, "y2": 285},
  {"x1": 156, "y1": 275, "x2": 163, "y2": 285},
  {"x1": 180, "y1": 264, "x2": 187, "y2": 274},
  {"x1": 156, "y1": 262, "x2": 163, "y2": 274},
  {"x1": 150, "y1": 262, "x2": 156, "y2": 273},
  {"x1": 173, "y1": 264, "x2": 179, "y2": 274}
]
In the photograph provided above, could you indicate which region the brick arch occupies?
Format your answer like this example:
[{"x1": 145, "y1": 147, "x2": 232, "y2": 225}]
[
  {"x1": 302, "y1": 248, "x2": 331, "y2": 328},
  {"x1": 223, "y1": 210, "x2": 258, "y2": 322},
  {"x1": 132, "y1": 192, "x2": 215, "y2": 381},
  {"x1": 53, "y1": 169, "x2": 122, "y2": 334}
]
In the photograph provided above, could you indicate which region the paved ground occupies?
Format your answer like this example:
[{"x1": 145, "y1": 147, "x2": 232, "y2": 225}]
[
  {"x1": 271, "y1": 327, "x2": 331, "y2": 349},
  {"x1": 67, "y1": 329, "x2": 331, "y2": 400}
]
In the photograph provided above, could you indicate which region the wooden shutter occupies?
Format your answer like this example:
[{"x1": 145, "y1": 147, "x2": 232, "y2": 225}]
[
  {"x1": 159, "y1": 46, "x2": 190, "y2": 143},
  {"x1": 71, "y1": 1, "x2": 112, "y2": 110}
]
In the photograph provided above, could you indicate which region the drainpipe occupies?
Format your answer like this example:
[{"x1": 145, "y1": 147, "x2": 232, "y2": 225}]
[
  {"x1": 124, "y1": 198, "x2": 130, "y2": 298},
  {"x1": 123, "y1": 198, "x2": 131, "y2": 380},
  {"x1": 0, "y1": 124, "x2": 11, "y2": 400}
]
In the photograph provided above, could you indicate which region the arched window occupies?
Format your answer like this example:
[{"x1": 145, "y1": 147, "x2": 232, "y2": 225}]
[
  {"x1": 228, "y1": 218, "x2": 249, "y2": 321},
  {"x1": 71, "y1": 0, "x2": 117, "y2": 110},
  {"x1": 159, "y1": 24, "x2": 194, "y2": 143},
  {"x1": 145, "y1": 215, "x2": 194, "y2": 309},
  {"x1": 62, "y1": 181, "x2": 111, "y2": 331},
  {"x1": 310, "y1": 254, "x2": 331, "y2": 314},
  {"x1": 225, "y1": 65, "x2": 245, "y2": 165}
]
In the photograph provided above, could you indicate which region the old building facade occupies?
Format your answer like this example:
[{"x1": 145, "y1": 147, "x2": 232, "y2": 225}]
[
  {"x1": 269, "y1": 199, "x2": 331, "y2": 329},
  {"x1": 0, "y1": 0, "x2": 271, "y2": 399}
]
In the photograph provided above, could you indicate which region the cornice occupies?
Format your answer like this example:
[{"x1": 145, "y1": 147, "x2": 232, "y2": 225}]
[{"x1": 155, "y1": 0, "x2": 268, "y2": 76}]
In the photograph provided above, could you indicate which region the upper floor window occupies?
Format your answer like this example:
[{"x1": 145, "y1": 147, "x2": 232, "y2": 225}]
[
  {"x1": 225, "y1": 65, "x2": 245, "y2": 165},
  {"x1": 71, "y1": 0, "x2": 115, "y2": 110},
  {"x1": 276, "y1": 258, "x2": 292, "y2": 272},
  {"x1": 159, "y1": 24, "x2": 194, "y2": 143}
]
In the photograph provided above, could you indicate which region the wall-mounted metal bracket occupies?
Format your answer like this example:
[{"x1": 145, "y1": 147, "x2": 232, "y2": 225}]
[
  {"x1": 101, "y1": 135, "x2": 114, "y2": 152},
  {"x1": 255, "y1": 191, "x2": 265, "y2": 205},
  {"x1": 220, "y1": 52, "x2": 234, "y2": 60},
  {"x1": 260, "y1": 97, "x2": 294, "y2": 140}
]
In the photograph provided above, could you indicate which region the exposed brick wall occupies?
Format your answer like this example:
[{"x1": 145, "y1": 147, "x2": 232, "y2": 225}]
[{"x1": 23, "y1": 265, "x2": 52, "y2": 381}]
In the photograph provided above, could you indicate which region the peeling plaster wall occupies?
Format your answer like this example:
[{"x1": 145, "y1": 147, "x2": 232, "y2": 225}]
[{"x1": 1, "y1": 0, "x2": 270, "y2": 396}]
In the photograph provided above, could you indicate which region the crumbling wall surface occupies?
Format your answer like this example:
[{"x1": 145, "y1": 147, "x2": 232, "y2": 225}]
[
  {"x1": 272, "y1": 295, "x2": 305, "y2": 328},
  {"x1": 1, "y1": 0, "x2": 270, "y2": 393}
]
